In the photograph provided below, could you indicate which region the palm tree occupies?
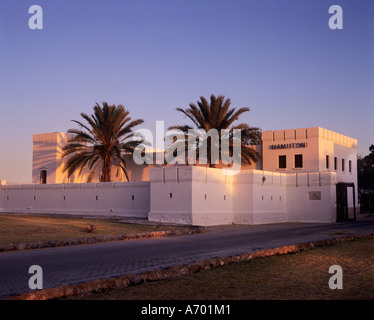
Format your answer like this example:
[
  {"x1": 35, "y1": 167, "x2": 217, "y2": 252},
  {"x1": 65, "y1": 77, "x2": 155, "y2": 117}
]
[
  {"x1": 167, "y1": 94, "x2": 261, "y2": 168},
  {"x1": 61, "y1": 102, "x2": 144, "y2": 182}
]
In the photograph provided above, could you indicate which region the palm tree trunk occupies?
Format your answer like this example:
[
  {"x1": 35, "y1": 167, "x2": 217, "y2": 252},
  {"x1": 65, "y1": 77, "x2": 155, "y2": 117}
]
[{"x1": 103, "y1": 157, "x2": 111, "y2": 182}]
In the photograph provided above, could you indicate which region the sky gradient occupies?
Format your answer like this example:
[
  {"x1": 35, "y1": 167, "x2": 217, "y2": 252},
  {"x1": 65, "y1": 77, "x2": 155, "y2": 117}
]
[{"x1": 0, "y1": 0, "x2": 373, "y2": 183}]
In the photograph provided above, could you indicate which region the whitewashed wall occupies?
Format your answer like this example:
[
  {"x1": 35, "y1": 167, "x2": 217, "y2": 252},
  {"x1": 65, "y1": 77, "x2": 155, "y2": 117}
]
[
  {"x1": 191, "y1": 167, "x2": 233, "y2": 226},
  {"x1": 0, "y1": 181, "x2": 150, "y2": 218},
  {"x1": 149, "y1": 167, "x2": 337, "y2": 226},
  {"x1": 149, "y1": 167, "x2": 234, "y2": 226},
  {"x1": 286, "y1": 172, "x2": 336, "y2": 223},
  {"x1": 1, "y1": 167, "x2": 339, "y2": 226},
  {"x1": 148, "y1": 167, "x2": 194, "y2": 224},
  {"x1": 233, "y1": 170, "x2": 336, "y2": 224},
  {"x1": 233, "y1": 170, "x2": 287, "y2": 225},
  {"x1": 261, "y1": 127, "x2": 358, "y2": 209}
]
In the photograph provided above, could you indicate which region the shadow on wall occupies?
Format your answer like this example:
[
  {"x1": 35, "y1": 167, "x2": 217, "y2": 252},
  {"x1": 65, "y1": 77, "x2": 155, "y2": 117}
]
[
  {"x1": 32, "y1": 133, "x2": 74, "y2": 184},
  {"x1": 32, "y1": 132, "x2": 166, "y2": 184}
]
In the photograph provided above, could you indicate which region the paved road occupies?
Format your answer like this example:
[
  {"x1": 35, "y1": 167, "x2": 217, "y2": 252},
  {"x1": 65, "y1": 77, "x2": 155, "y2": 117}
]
[{"x1": 0, "y1": 216, "x2": 373, "y2": 298}]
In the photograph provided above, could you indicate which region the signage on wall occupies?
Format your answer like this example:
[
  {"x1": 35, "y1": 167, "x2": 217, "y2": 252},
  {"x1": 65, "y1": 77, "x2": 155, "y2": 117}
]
[{"x1": 269, "y1": 143, "x2": 307, "y2": 150}]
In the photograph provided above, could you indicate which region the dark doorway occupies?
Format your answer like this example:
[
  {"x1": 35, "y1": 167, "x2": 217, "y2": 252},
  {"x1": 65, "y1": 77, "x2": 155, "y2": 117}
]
[
  {"x1": 40, "y1": 170, "x2": 47, "y2": 184},
  {"x1": 336, "y1": 183, "x2": 356, "y2": 222}
]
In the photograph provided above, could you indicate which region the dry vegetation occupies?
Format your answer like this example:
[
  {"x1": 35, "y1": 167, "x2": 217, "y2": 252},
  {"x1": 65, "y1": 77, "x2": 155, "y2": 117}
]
[{"x1": 0, "y1": 214, "x2": 179, "y2": 245}]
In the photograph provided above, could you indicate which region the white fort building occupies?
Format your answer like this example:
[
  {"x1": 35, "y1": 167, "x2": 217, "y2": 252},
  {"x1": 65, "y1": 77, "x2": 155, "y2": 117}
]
[{"x1": 0, "y1": 127, "x2": 358, "y2": 226}]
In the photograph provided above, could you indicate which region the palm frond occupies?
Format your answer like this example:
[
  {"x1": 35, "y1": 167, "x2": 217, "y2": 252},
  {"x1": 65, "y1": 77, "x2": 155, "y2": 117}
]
[
  {"x1": 61, "y1": 102, "x2": 144, "y2": 182},
  {"x1": 169, "y1": 95, "x2": 259, "y2": 168}
]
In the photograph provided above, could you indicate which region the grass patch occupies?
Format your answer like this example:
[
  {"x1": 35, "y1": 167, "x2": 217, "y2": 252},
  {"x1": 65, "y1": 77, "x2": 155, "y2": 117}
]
[
  {"x1": 78, "y1": 238, "x2": 374, "y2": 300},
  {"x1": 0, "y1": 214, "x2": 181, "y2": 245}
]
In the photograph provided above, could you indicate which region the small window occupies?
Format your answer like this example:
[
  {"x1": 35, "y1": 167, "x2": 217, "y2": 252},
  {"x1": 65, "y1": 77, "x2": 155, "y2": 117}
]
[
  {"x1": 40, "y1": 170, "x2": 47, "y2": 184},
  {"x1": 326, "y1": 155, "x2": 330, "y2": 169},
  {"x1": 278, "y1": 155, "x2": 287, "y2": 169},
  {"x1": 334, "y1": 157, "x2": 338, "y2": 170},
  {"x1": 169, "y1": 193, "x2": 173, "y2": 199},
  {"x1": 349, "y1": 160, "x2": 352, "y2": 173},
  {"x1": 342, "y1": 159, "x2": 345, "y2": 172},
  {"x1": 294, "y1": 154, "x2": 303, "y2": 169}
]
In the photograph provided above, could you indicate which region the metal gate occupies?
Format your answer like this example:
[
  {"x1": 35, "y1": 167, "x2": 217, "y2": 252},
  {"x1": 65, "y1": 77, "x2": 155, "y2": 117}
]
[{"x1": 336, "y1": 182, "x2": 356, "y2": 222}]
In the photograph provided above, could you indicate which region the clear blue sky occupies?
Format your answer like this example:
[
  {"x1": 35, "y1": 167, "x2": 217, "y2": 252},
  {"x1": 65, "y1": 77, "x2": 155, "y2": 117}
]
[{"x1": 0, "y1": 0, "x2": 373, "y2": 183}]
